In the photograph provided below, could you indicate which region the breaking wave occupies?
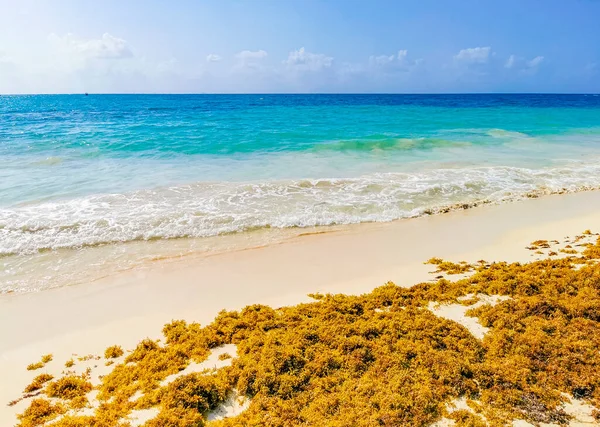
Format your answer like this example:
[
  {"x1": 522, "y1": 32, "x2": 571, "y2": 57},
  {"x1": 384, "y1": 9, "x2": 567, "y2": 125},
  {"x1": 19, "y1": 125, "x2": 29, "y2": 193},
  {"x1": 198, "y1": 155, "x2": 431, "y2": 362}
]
[{"x1": 2, "y1": 163, "x2": 600, "y2": 256}]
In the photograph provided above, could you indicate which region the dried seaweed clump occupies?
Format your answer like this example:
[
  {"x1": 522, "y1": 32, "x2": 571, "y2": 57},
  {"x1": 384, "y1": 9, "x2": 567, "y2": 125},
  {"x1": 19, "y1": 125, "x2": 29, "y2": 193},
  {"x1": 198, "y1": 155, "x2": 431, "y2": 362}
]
[
  {"x1": 26, "y1": 354, "x2": 52, "y2": 371},
  {"x1": 147, "y1": 371, "x2": 231, "y2": 425},
  {"x1": 426, "y1": 258, "x2": 474, "y2": 274},
  {"x1": 16, "y1": 398, "x2": 65, "y2": 427},
  {"x1": 23, "y1": 374, "x2": 54, "y2": 393},
  {"x1": 526, "y1": 239, "x2": 551, "y2": 250},
  {"x1": 448, "y1": 409, "x2": 487, "y2": 426},
  {"x1": 560, "y1": 248, "x2": 578, "y2": 255},
  {"x1": 583, "y1": 236, "x2": 600, "y2": 259},
  {"x1": 77, "y1": 354, "x2": 99, "y2": 362},
  {"x1": 104, "y1": 345, "x2": 124, "y2": 359},
  {"x1": 15, "y1": 232, "x2": 600, "y2": 426},
  {"x1": 45, "y1": 375, "x2": 92, "y2": 400},
  {"x1": 26, "y1": 362, "x2": 44, "y2": 371}
]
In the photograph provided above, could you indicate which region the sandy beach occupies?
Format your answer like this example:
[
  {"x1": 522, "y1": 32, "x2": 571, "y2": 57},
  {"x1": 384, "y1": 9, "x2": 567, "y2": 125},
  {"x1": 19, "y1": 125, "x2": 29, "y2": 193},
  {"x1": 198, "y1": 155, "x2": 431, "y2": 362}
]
[
  {"x1": 3, "y1": 1, "x2": 600, "y2": 424},
  {"x1": 3, "y1": 191, "x2": 600, "y2": 425}
]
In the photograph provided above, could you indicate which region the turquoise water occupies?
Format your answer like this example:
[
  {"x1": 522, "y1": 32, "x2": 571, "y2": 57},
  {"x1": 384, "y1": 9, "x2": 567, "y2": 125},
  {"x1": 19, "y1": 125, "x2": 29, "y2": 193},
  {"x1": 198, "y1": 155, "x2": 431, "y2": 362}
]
[{"x1": 1, "y1": 94, "x2": 600, "y2": 292}]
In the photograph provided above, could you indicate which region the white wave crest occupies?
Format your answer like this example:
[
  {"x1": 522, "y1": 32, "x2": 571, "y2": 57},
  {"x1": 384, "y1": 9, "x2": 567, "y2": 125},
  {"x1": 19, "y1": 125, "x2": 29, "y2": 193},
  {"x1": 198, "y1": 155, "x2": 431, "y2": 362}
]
[{"x1": 2, "y1": 164, "x2": 600, "y2": 256}]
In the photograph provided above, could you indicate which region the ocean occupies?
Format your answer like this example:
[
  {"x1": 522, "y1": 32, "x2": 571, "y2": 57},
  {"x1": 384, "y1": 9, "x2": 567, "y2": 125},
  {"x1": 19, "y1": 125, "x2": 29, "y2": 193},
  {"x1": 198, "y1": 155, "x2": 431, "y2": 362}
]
[{"x1": 2, "y1": 93, "x2": 600, "y2": 293}]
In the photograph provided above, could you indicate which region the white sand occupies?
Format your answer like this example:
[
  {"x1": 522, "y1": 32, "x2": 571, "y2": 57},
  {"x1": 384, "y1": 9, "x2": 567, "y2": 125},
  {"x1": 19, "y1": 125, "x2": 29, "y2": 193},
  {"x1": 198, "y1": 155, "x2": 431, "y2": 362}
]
[
  {"x1": 127, "y1": 407, "x2": 160, "y2": 427},
  {"x1": 160, "y1": 344, "x2": 237, "y2": 387},
  {"x1": 207, "y1": 390, "x2": 250, "y2": 422},
  {"x1": 428, "y1": 294, "x2": 511, "y2": 340},
  {"x1": 3, "y1": 191, "x2": 600, "y2": 426}
]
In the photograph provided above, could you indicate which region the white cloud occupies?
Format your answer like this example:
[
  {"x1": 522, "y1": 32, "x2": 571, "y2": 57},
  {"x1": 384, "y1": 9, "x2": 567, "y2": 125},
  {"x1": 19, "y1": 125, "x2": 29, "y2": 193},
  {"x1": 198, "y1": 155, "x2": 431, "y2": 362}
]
[
  {"x1": 206, "y1": 54, "x2": 222, "y2": 62},
  {"x1": 235, "y1": 50, "x2": 268, "y2": 60},
  {"x1": 368, "y1": 50, "x2": 409, "y2": 68},
  {"x1": 505, "y1": 54, "x2": 516, "y2": 69},
  {"x1": 283, "y1": 47, "x2": 333, "y2": 72},
  {"x1": 233, "y1": 50, "x2": 268, "y2": 71},
  {"x1": 397, "y1": 49, "x2": 408, "y2": 62},
  {"x1": 504, "y1": 55, "x2": 544, "y2": 73},
  {"x1": 48, "y1": 33, "x2": 133, "y2": 60},
  {"x1": 527, "y1": 56, "x2": 544, "y2": 68},
  {"x1": 366, "y1": 50, "x2": 420, "y2": 79},
  {"x1": 454, "y1": 47, "x2": 491, "y2": 64},
  {"x1": 1, "y1": 32, "x2": 210, "y2": 93},
  {"x1": 26, "y1": 33, "x2": 195, "y2": 92},
  {"x1": 369, "y1": 54, "x2": 395, "y2": 67}
]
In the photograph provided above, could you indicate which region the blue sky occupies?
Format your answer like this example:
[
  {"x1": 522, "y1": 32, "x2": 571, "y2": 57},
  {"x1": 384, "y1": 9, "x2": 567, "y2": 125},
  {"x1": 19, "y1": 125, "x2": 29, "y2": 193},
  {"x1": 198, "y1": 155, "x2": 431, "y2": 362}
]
[{"x1": 0, "y1": 0, "x2": 599, "y2": 93}]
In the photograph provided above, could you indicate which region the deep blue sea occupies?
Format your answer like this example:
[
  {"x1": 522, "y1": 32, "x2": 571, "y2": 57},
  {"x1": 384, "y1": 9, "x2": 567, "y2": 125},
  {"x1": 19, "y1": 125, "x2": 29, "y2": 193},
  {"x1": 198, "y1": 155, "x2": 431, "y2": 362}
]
[{"x1": 2, "y1": 94, "x2": 600, "y2": 292}]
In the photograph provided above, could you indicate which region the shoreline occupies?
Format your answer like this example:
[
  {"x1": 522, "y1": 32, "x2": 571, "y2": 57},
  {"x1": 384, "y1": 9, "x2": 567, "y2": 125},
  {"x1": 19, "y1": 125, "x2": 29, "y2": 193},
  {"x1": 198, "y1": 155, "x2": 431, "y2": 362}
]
[
  {"x1": 5, "y1": 185, "x2": 600, "y2": 296},
  {"x1": 3, "y1": 190, "x2": 600, "y2": 425}
]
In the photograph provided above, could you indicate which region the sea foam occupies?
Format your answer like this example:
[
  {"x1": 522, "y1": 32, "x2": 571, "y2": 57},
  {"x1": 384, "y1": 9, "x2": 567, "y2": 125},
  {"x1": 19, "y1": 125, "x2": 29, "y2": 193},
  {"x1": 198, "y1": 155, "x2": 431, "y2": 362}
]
[{"x1": 2, "y1": 163, "x2": 600, "y2": 257}]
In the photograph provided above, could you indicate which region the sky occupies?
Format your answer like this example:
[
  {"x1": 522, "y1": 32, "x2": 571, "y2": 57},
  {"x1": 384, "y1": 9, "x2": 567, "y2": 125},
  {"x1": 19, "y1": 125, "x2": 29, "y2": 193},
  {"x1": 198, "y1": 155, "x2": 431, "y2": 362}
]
[{"x1": 0, "y1": 0, "x2": 599, "y2": 94}]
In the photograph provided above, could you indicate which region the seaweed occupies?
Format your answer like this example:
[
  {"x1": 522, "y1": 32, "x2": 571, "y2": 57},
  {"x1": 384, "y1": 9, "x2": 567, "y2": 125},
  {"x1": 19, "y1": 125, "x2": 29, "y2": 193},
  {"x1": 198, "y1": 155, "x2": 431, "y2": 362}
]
[
  {"x1": 104, "y1": 345, "x2": 124, "y2": 359},
  {"x1": 426, "y1": 258, "x2": 474, "y2": 274},
  {"x1": 528, "y1": 240, "x2": 551, "y2": 249},
  {"x1": 14, "y1": 232, "x2": 600, "y2": 426},
  {"x1": 45, "y1": 375, "x2": 93, "y2": 400},
  {"x1": 23, "y1": 374, "x2": 54, "y2": 393},
  {"x1": 26, "y1": 354, "x2": 52, "y2": 371},
  {"x1": 26, "y1": 362, "x2": 44, "y2": 371},
  {"x1": 16, "y1": 398, "x2": 65, "y2": 427},
  {"x1": 447, "y1": 409, "x2": 487, "y2": 426}
]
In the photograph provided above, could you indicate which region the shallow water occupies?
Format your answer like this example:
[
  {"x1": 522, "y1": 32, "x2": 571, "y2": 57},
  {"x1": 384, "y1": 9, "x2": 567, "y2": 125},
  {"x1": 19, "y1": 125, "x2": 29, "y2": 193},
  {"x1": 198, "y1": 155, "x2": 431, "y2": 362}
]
[{"x1": 1, "y1": 94, "x2": 600, "y2": 292}]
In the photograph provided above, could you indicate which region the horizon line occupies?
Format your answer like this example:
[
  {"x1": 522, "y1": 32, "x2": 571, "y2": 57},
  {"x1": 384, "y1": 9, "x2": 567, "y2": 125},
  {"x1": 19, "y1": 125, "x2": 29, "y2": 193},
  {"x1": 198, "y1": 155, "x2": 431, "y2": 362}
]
[{"x1": 1, "y1": 92, "x2": 600, "y2": 96}]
